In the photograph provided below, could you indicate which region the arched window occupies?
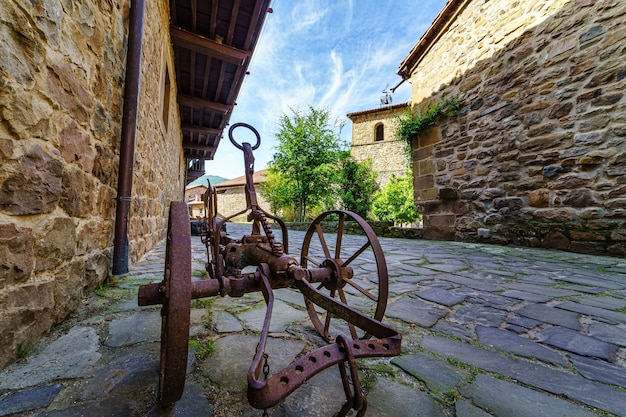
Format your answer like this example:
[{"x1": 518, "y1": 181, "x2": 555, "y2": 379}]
[{"x1": 375, "y1": 123, "x2": 384, "y2": 141}]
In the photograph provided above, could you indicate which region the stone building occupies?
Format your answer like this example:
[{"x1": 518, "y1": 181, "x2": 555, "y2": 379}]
[
  {"x1": 215, "y1": 169, "x2": 269, "y2": 221},
  {"x1": 185, "y1": 174, "x2": 227, "y2": 218},
  {"x1": 347, "y1": 102, "x2": 411, "y2": 187},
  {"x1": 185, "y1": 184, "x2": 208, "y2": 219},
  {"x1": 0, "y1": 1, "x2": 270, "y2": 368},
  {"x1": 397, "y1": 0, "x2": 626, "y2": 256}
]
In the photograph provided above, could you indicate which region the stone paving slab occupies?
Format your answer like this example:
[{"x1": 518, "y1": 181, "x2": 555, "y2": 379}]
[
  {"x1": 506, "y1": 315, "x2": 542, "y2": 329},
  {"x1": 0, "y1": 327, "x2": 101, "y2": 390},
  {"x1": 578, "y1": 295, "x2": 626, "y2": 310},
  {"x1": 502, "y1": 282, "x2": 580, "y2": 297},
  {"x1": 1, "y1": 226, "x2": 625, "y2": 417},
  {"x1": 105, "y1": 311, "x2": 162, "y2": 347},
  {"x1": 451, "y1": 304, "x2": 508, "y2": 327},
  {"x1": 538, "y1": 326, "x2": 618, "y2": 360},
  {"x1": 364, "y1": 378, "x2": 444, "y2": 417},
  {"x1": 436, "y1": 274, "x2": 502, "y2": 292},
  {"x1": 145, "y1": 381, "x2": 214, "y2": 417},
  {"x1": 460, "y1": 374, "x2": 598, "y2": 417},
  {"x1": 415, "y1": 287, "x2": 466, "y2": 306},
  {"x1": 237, "y1": 299, "x2": 308, "y2": 333},
  {"x1": 476, "y1": 326, "x2": 568, "y2": 367},
  {"x1": 432, "y1": 322, "x2": 474, "y2": 341},
  {"x1": 570, "y1": 354, "x2": 626, "y2": 387},
  {"x1": 588, "y1": 321, "x2": 626, "y2": 347},
  {"x1": 516, "y1": 304, "x2": 581, "y2": 330},
  {"x1": 552, "y1": 274, "x2": 626, "y2": 290},
  {"x1": 555, "y1": 300, "x2": 626, "y2": 325},
  {"x1": 455, "y1": 399, "x2": 493, "y2": 417},
  {"x1": 421, "y1": 335, "x2": 626, "y2": 416},
  {"x1": 385, "y1": 297, "x2": 447, "y2": 327},
  {"x1": 212, "y1": 310, "x2": 244, "y2": 333},
  {"x1": 201, "y1": 335, "x2": 306, "y2": 390},
  {"x1": 391, "y1": 351, "x2": 469, "y2": 396},
  {"x1": 0, "y1": 385, "x2": 62, "y2": 417},
  {"x1": 271, "y1": 366, "x2": 347, "y2": 417},
  {"x1": 500, "y1": 289, "x2": 552, "y2": 303}
]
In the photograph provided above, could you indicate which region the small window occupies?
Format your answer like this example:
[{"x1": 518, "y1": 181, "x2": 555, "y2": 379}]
[
  {"x1": 375, "y1": 123, "x2": 384, "y2": 141},
  {"x1": 161, "y1": 65, "x2": 171, "y2": 131}
]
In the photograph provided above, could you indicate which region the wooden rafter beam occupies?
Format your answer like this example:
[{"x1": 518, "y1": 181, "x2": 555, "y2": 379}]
[
  {"x1": 177, "y1": 94, "x2": 231, "y2": 113},
  {"x1": 226, "y1": 65, "x2": 246, "y2": 104},
  {"x1": 244, "y1": 0, "x2": 266, "y2": 50},
  {"x1": 182, "y1": 141, "x2": 216, "y2": 153},
  {"x1": 191, "y1": 0, "x2": 197, "y2": 31},
  {"x1": 171, "y1": 26, "x2": 249, "y2": 65},
  {"x1": 226, "y1": 0, "x2": 242, "y2": 44},
  {"x1": 210, "y1": 0, "x2": 217, "y2": 39},
  {"x1": 181, "y1": 125, "x2": 221, "y2": 137}
]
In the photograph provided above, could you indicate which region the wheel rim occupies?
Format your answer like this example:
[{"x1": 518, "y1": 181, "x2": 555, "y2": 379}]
[
  {"x1": 159, "y1": 201, "x2": 192, "y2": 406},
  {"x1": 202, "y1": 185, "x2": 218, "y2": 279},
  {"x1": 300, "y1": 210, "x2": 388, "y2": 341}
]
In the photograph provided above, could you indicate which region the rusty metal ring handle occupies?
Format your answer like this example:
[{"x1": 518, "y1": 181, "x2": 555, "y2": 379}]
[{"x1": 229, "y1": 122, "x2": 261, "y2": 150}]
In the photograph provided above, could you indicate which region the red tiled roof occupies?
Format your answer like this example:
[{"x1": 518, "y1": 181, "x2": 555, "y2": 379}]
[{"x1": 214, "y1": 168, "x2": 268, "y2": 189}]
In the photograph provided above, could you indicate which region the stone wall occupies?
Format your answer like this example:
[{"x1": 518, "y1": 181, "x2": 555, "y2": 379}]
[
  {"x1": 217, "y1": 187, "x2": 271, "y2": 222},
  {"x1": 0, "y1": 0, "x2": 184, "y2": 368},
  {"x1": 130, "y1": 0, "x2": 185, "y2": 262},
  {"x1": 406, "y1": 0, "x2": 626, "y2": 257},
  {"x1": 348, "y1": 104, "x2": 411, "y2": 187},
  {"x1": 186, "y1": 185, "x2": 208, "y2": 219},
  {"x1": 274, "y1": 221, "x2": 423, "y2": 239}
]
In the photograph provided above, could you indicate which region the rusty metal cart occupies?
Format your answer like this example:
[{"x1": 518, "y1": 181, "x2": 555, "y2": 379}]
[{"x1": 138, "y1": 123, "x2": 401, "y2": 415}]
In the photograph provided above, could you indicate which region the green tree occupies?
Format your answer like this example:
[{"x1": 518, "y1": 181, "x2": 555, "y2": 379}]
[
  {"x1": 336, "y1": 153, "x2": 378, "y2": 218},
  {"x1": 270, "y1": 107, "x2": 344, "y2": 222},
  {"x1": 372, "y1": 171, "x2": 420, "y2": 226},
  {"x1": 260, "y1": 168, "x2": 295, "y2": 218}
]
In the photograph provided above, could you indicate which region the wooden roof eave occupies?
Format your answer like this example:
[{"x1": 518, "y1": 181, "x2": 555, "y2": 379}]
[{"x1": 169, "y1": 0, "x2": 272, "y2": 166}]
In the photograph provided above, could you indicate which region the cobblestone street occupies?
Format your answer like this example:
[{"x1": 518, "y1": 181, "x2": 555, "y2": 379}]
[{"x1": 1, "y1": 224, "x2": 625, "y2": 417}]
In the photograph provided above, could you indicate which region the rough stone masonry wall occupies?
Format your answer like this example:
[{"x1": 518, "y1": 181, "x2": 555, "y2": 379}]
[
  {"x1": 408, "y1": 0, "x2": 626, "y2": 257},
  {"x1": 350, "y1": 106, "x2": 410, "y2": 187},
  {"x1": 217, "y1": 187, "x2": 271, "y2": 222},
  {"x1": 0, "y1": 0, "x2": 184, "y2": 368},
  {"x1": 130, "y1": 1, "x2": 185, "y2": 262}
]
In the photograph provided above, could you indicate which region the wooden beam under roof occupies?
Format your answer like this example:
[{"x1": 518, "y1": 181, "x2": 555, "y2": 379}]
[
  {"x1": 243, "y1": 0, "x2": 265, "y2": 50},
  {"x1": 182, "y1": 141, "x2": 216, "y2": 153},
  {"x1": 170, "y1": 26, "x2": 249, "y2": 65},
  {"x1": 177, "y1": 94, "x2": 231, "y2": 113},
  {"x1": 226, "y1": 0, "x2": 242, "y2": 44},
  {"x1": 181, "y1": 125, "x2": 221, "y2": 136}
]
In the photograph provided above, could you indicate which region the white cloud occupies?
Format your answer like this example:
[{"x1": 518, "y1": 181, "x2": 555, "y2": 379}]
[
  {"x1": 213, "y1": 0, "x2": 447, "y2": 179},
  {"x1": 291, "y1": 2, "x2": 329, "y2": 32}
]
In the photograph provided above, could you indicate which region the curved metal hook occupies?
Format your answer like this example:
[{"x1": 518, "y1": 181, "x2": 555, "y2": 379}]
[{"x1": 229, "y1": 123, "x2": 261, "y2": 150}]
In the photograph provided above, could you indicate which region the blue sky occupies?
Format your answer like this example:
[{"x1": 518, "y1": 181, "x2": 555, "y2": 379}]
[{"x1": 206, "y1": 0, "x2": 447, "y2": 179}]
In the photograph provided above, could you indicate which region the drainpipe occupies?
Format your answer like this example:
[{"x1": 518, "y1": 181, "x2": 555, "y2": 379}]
[{"x1": 112, "y1": 0, "x2": 146, "y2": 276}]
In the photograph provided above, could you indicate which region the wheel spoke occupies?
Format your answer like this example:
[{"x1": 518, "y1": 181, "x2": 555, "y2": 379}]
[
  {"x1": 323, "y1": 288, "x2": 336, "y2": 336},
  {"x1": 323, "y1": 310, "x2": 332, "y2": 337},
  {"x1": 335, "y1": 212, "x2": 344, "y2": 259},
  {"x1": 305, "y1": 255, "x2": 322, "y2": 267},
  {"x1": 345, "y1": 278, "x2": 378, "y2": 302},
  {"x1": 343, "y1": 241, "x2": 372, "y2": 267},
  {"x1": 315, "y1": 223, "x2": 332, "y2": 259},
  {"x1": 338, "y1": 288, "x2": 358, "y2": 340}
]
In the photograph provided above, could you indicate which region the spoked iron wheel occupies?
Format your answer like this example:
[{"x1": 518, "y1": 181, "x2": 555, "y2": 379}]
[
  {"x1": 300, "y1": 210, "x2": 388, "y2": 342},
  {"x1": 158, "y1": 202, "x2": 192, "y2": 407}
]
